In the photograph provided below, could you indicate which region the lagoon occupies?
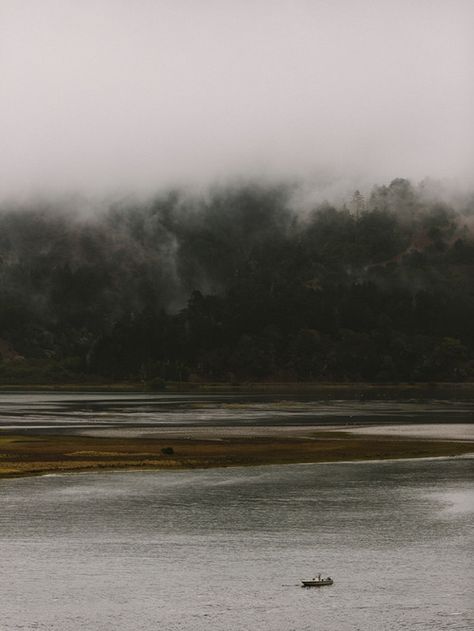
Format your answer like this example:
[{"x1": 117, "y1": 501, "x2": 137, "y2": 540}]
[{"x1": 1, "y1": 457, "x2": 473, "y2": 630}]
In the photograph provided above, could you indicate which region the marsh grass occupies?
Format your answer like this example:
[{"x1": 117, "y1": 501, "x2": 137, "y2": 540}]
[{"x1": 0, "y1": 432, "x2": 472, "y2": 478}]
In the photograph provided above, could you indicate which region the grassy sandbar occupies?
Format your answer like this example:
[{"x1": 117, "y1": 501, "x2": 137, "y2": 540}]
[{"x1": 0, "y1": 432, "x2": 472, "y2": 478}]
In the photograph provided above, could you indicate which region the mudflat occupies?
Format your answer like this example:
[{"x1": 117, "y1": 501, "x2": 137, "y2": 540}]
[{"x1": 1, "y1": 431, "x2": 472, "y2": 478}]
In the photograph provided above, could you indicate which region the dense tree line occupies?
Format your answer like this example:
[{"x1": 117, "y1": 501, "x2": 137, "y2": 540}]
[{"x1": 0, "y1": 179, "x2": 473, "y2": 383}]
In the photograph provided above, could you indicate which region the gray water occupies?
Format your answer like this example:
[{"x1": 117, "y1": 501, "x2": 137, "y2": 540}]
[
  {"x1": 1, "y1": 458, "x2": 473, "y2": 630},
  {"x1": 0, "y1": 392, "x2": 473, "y2": 433}
]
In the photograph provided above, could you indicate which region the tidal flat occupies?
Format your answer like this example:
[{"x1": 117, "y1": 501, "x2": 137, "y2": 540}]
[
  {"x1": 1, "y1": 431, "x2": 473, "y2": 479},
  {"x1": 0, "y1": 392, "x2": 472, "y2": 478}
]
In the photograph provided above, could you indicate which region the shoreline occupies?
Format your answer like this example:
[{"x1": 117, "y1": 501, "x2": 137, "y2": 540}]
[
  {"x1": 1, "y1": 381, "x2": 474, "y2": 399},
  {"x1": 8, "y1": 453, "x2": 474, "y2": 482},
  {"x1": 1, "y1": 430, "x2": 473, "y2": 480}
]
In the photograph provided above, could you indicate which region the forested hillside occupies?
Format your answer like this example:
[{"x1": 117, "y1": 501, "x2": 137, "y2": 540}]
[{"x1": 1, "y1": 179, "x2": 473, "y2": 384}]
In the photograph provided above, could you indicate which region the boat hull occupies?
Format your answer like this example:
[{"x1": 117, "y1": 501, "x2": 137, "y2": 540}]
[{"x1": 301, "y1": 579, "x2": 334, "y2": 587}]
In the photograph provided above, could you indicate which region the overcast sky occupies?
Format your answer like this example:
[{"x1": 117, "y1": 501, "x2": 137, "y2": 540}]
[{"x1": 1, "y1": 0, "x2": 473, "y2": 196}]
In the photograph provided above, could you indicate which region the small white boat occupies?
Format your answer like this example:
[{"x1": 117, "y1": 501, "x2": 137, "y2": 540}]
[{"x1": 301, "y1": 575, "x2": 333, "y2": 587}]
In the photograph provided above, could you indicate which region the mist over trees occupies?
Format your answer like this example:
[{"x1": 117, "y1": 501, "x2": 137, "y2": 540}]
[{"x1": 0, "y1": 178, "x2": 473, "y2": 384}]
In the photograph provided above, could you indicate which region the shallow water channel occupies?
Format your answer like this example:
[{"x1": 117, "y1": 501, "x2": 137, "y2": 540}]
[{"x1": 0, "y1": 391, "x2": 473, "y2": 435}]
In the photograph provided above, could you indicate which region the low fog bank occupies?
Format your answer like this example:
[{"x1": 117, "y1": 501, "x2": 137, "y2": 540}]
[
  {"x1": 0, "y1": 178, "x2": 473, "y2": 384},
  {"x1": 2, "y1": 1, "x2": 473, "y2": 197}
]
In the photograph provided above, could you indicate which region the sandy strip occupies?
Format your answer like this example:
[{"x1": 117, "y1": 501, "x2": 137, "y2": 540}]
[
  {"x1": 342, "y1": 423, "x2": 474, "y2": 441},
  {"x1": 74, "y1": 422, "x2": 474, "y2": 441},
  {"x1": 74, "y1": 425, "x2": 349, "y2": 440}
]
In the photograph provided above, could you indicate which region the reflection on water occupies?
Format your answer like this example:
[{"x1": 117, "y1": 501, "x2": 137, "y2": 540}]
[
  {"x1": 1, "y1": 458, "x2": 473, "y2": 630},
  {"x1": 0, "y1": 392, "x2": 473, "y2": 432}
]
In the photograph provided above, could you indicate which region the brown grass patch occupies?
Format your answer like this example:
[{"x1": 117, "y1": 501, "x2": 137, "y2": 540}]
[{"x1": 0, "y1": 432, "x2": 472, "y2": 478}]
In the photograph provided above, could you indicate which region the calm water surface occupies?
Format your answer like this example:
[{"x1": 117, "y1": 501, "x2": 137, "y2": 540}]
[
  {"x1": 1, "y1": 458, "x2": 473, "y2": 630},
  {"x1": 0, "y1": 392, "x2": 473, "y2": 433}
]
